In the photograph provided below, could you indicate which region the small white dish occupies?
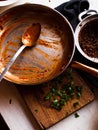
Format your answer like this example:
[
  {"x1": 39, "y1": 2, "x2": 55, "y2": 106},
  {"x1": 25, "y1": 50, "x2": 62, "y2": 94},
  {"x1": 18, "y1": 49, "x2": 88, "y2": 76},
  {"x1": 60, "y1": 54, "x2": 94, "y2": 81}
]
[{"x1": 0, "y1": 0, "x2": 18, "y2": 6}]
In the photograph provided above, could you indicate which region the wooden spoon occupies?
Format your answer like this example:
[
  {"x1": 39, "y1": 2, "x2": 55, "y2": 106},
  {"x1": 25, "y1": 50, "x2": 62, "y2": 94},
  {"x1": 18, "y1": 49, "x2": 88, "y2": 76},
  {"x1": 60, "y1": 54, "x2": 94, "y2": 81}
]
[{"x1": 0, "y1": 23, "x2": 41, "y2": 82}]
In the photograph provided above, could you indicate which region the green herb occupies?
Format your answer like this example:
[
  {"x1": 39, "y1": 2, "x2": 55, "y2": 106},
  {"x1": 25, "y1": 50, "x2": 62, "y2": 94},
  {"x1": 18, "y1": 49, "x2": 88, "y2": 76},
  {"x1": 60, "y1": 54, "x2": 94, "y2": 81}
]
[
  {"x1": 74, "y1": 112, "x2": 79, "y2": 118},
  {"x1": 66, "y1": 112, "x2": 69, "y2": 116},
  {"x1": 73, "y1": 102, "x2": 79, "y2": 108},
  {"x1": 51, "y1": 99, "x2": 62, "y2": 110},
  {"x1": 50, "y1": 98, "x2": 67, "y2": 110},
  {"x1": 60, "y1": 99, "x2": 66, "y2": 105},
  {"x1": 65, "y1": 68, "x2": 73, "y2": 79},
  {"x1": 51, "y1": 86, "x2": 57, "y2": 93},
  {"x1": 76, "y1": 86, "x2": 83, "y2": 99},
  {"x1": 35, "y1": 109, "x2": 38, "y2": 113},
  {"x1": 44, "y1": 69, "x2": 83, "y2": 111},
  {"x1": 77, "y1": 92, "x2": 81, "y2": 98},
  {"x1": 44, "y1": 92, "x2": 52, "y2": 100}
]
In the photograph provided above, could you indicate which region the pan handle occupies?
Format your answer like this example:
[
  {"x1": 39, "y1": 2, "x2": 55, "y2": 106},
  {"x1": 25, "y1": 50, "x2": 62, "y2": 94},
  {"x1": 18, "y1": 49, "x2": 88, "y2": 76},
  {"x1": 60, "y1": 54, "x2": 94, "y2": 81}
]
[
  {"x1": 78, "y1": 9, "x2": 97, "y2": 22},
  {"x1": 71, "y1": 61, "x2": 98, "y2": 78}
]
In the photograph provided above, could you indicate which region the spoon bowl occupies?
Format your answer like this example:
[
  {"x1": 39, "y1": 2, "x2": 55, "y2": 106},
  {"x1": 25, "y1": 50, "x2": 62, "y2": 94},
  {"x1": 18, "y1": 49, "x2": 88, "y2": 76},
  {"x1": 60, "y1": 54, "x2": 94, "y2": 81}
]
[{"x1": 22, "y1": 23, "x2": 41, "y2": 47}]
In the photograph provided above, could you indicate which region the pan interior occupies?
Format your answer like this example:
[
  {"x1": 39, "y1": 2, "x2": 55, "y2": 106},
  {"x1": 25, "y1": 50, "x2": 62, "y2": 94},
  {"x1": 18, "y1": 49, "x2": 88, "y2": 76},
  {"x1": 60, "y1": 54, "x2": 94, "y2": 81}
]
[{"x1": 0, "y1": 4, "x2": 74, "y2": 84}]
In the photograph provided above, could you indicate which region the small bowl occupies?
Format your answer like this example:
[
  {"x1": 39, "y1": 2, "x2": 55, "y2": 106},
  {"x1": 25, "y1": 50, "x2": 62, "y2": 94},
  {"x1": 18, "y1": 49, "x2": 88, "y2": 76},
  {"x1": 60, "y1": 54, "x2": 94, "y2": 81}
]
[{"x1": 75, "y1": 10, "x2": 98, "y2": 63}]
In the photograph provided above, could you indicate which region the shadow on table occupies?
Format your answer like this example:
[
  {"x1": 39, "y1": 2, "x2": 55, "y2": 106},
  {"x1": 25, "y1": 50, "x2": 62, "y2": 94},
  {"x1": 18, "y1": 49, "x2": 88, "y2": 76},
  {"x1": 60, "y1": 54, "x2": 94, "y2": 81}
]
[{"x1": 0, "y1": 114, "x2": 9, "y2": 130}]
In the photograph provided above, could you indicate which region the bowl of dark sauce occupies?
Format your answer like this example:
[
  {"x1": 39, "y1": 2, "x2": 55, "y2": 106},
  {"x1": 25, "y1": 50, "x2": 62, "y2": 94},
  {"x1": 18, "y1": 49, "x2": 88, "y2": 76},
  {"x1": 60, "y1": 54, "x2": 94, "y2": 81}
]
[{"x1": 75, "y1": 10, "x2": 98, "y2": 63}]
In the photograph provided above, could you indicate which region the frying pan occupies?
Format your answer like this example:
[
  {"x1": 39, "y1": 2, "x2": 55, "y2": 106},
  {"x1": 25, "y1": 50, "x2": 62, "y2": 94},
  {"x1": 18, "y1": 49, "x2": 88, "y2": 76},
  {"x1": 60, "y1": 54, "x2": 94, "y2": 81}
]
[
  {"x1": 0, "y1": 4, "x2": 98, "y2": 85},
  {"x1": 0, "y1": 4, "x2": 75, "y2": 85}
]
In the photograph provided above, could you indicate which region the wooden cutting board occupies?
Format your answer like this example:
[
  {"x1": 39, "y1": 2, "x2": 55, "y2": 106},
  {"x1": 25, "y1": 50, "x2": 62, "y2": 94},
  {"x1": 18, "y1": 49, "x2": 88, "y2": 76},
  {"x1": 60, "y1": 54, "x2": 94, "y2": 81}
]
[{"x1": 18, "y1": 68, "x2": 94, "y2": 129}]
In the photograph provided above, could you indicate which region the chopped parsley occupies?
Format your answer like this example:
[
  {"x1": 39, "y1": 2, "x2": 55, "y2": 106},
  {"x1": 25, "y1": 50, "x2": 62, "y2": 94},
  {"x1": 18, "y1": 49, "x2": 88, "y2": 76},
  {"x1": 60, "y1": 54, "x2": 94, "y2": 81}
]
[
  {"x1": 34, "y1": 109, "x2": 38, "y2": 113},
  {"x1": 74, "y1": 112, "x2": 79, "y2": 118},
  {"x1": 73, "y1": 102, "x2": 79, "y2": 108},
  {"x1": 44, "y1": 69, "x2": 83, "y2": 111}
]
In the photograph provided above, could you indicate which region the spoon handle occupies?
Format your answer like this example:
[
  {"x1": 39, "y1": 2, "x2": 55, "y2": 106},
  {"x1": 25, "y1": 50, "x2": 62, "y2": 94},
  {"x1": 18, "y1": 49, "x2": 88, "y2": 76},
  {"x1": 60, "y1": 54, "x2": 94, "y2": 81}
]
[
  {"x1": 0, "y1": 44, "x2": 26, "y2": 82},
  {"x1": 71, "y1": 61, "x2": 98, "y2": 78}
]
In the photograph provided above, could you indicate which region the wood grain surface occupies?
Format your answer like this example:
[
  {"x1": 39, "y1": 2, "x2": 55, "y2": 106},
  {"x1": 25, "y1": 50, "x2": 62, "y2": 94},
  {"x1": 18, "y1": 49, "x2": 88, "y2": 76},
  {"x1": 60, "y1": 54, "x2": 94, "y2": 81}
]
[{"x1": 18, "y1": 68, "x2": 94, "y2": 129}]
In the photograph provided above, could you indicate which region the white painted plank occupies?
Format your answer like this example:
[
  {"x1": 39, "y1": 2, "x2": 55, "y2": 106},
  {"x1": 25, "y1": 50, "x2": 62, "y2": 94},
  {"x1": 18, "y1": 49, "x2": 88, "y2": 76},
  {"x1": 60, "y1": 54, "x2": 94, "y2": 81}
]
[{"x1": 0, "y1": 80, "x2": 40, "y2": 130}]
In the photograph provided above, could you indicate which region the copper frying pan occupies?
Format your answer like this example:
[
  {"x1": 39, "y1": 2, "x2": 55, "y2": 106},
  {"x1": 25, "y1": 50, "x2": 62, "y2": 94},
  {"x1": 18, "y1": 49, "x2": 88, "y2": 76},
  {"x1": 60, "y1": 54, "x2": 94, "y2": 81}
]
[{"x1": 0, "y1": 4, "x2": 75, "y2": 85}]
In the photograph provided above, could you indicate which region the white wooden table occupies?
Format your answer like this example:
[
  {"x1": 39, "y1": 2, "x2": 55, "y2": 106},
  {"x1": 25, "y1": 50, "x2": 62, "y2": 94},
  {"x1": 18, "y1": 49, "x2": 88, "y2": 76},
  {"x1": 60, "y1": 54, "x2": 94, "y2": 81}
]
[{"x1": 0, "y1": 0, "x2": 98, "y2": 130}]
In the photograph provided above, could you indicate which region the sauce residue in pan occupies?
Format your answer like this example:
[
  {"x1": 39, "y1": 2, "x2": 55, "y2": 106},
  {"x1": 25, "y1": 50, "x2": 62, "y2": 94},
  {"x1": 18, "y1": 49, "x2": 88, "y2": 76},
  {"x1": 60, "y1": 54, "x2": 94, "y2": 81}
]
[{"x1": 0, "y1": 11, "x2": 70, "y2": 84}]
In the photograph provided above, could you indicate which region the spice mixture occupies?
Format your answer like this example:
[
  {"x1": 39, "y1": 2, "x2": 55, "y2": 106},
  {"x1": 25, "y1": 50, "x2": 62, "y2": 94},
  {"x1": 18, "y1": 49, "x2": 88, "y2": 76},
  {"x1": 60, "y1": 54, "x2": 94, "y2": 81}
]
[{"x1": 79, "y1": 19, "x2": 98, "y2": 58}]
